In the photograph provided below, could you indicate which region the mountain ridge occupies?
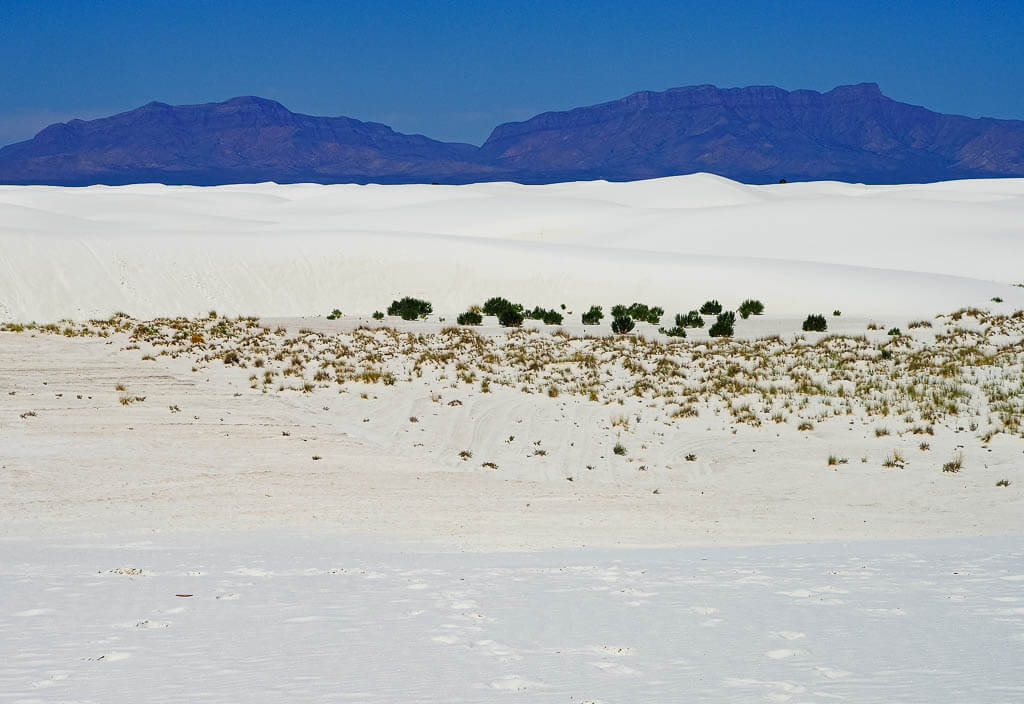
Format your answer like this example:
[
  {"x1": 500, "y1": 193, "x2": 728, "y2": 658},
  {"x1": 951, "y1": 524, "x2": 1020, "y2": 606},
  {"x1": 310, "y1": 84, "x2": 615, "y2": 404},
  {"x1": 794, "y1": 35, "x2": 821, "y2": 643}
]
[{"x1": 2, "y1": 83, "x2": 1023, "y2": 185}]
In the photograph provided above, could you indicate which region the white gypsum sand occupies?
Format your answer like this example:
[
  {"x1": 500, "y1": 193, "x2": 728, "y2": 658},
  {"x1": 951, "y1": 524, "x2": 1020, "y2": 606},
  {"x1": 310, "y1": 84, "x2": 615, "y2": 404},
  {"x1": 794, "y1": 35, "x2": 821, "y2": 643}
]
[
  {"x1": 2, "y1": 176, "x2": 1023, "y2": 703},
  {"x1": 0, "y1": 174, "x2": 1023, "y2": 323}
]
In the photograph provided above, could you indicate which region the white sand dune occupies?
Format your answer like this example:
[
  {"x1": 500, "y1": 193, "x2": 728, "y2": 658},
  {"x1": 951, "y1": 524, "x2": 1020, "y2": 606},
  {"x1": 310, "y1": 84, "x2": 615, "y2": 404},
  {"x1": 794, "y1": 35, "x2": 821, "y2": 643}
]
[
  {"x1": 3, "y1": 175, "x2": 1024, "y2": 702},
  {"x1": 1, "y1": 174, "x2": 1023, "y2": 322}
]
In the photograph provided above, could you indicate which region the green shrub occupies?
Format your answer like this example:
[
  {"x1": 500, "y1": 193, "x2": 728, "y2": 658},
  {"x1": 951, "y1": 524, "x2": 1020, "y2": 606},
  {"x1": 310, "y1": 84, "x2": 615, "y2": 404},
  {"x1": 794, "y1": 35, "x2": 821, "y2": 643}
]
[
  {"x1": 676, "y1": 311, "x2": 704, "y2": 328},
  {"x1": 708, "y1": 311, "x2": 735, "y2": 337},
  {"x1": 541, "y1": 309, "x2": 563, "y2": 325},
  {"x1": 887, "y1": 327, "x2": 902, "y2": 336},
  {"x1": 659, "y1": 325, "x2": 687, "y2": 338},
  {"x1": 802, "y1": 314, "x2": 827, "y2": 332},
  {"x1": 387, "y1": 297, "x2": 432, "y2": 320},
  {"x1": 611, "y1": 316, "x2": 635, "y2": 334},
  {"x1": 833, "y1": 310, "x2": 841, "y2": 316},
  {"x1": 498, "y1": 308, "x2": 524, "y2": 327},
  {"x1": 457, "y1": 311, "x2": 483, "y2": 326},
  {"x1": 611, "y1": 303, "x2": 663, "y2": 324},
  {"x1": 737, "y1": 299, "x2": 764, "y2": 319},
  {"x1": 613, "y1": 442, "x2": 627, "y2": 456},
  {"x1": 483, "y1": 297, "x2": 523, "y2": 317},
  {"x1": 524, "y1": 306, "x2": 563, "y2": 325},
  {"x1": 372, "y1": 311, "x2": 384, "y2": 320},
  {"x1": 700, "y1": 300, "x2": 723, "y2": 315},
  {"x1": 326, "y1": 308, "x2": 342, "y2": 320},
  {"x1": 581, "y1": 305, "x2": 604, "y2": 325}
]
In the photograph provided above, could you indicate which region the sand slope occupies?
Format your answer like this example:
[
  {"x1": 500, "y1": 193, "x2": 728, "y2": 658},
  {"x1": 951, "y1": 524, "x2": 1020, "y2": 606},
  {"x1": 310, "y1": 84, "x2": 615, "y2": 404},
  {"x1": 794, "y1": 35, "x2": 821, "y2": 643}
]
[{"x1": 1, "y1": 174, "x2": 1023, "y2": 322}]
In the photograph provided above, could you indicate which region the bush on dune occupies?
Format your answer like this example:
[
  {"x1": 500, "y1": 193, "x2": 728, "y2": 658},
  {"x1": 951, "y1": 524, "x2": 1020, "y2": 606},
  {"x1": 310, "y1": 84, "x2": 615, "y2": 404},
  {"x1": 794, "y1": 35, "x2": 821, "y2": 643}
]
[
  {"x1": 802, "y1": 314, "x2": 827, "y2": 332},
  {"x1": 708, "y1": 311, "x2": 736, "y2": 337},
  {"x1": 387, "y1": 297, "x2": 432, "y2": 320},
  {"x1": 581, "y1": 305, "x2": 604, "y2": 325},
  {"x1": 700, "y1": 300, "x2": 723, "y2": 315},
  {"x1": 737, "y1": 299, "x2": 765, "y2": 319},
  {"x1": 611, "y1": 316, "x2": 635, "y2": 334},
  {"x1": 483, "y1": 297, "x2": 523, "y2": 318}
]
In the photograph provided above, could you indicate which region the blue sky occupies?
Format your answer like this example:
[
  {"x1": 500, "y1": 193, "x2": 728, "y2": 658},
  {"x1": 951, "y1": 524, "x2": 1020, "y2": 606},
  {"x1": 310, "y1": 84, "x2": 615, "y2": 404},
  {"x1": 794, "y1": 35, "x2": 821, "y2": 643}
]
[{"x1": 1, "y1": 0, "x2": 1022, "y2": 146}]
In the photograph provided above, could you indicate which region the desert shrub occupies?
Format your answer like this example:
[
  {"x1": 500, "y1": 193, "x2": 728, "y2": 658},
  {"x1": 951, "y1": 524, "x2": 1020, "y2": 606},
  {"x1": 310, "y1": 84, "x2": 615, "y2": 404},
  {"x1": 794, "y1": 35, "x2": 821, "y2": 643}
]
[
  {"x1": 613, "y1": 442, "x2": 627, "y2": 456},
  {"x1": 326, "y1": 308, "x2": 342, "y2": 320},
  {"x1": 802, "y1": 314, "x2": 827, "y2": 332},
  {"x1": 610, "y1": 303, "x2": 663, "y2": 325},
  {"x1": 737, "y1": 299, "x2": 764, "y2": 319},
  {"x1": 611, "y1": 316, "x2": 635, "y2": 334},
  {"x1": 676, "y1": 311, "x2": 704, "y2": 328},
  {"x1": 708, "y1": 311, "x2": 735, "y2": 337},
  {"x1": 372, "y1": 311, "x2": 384, "y2": 320},
  {"x1": 524, "y1": 306, "x2": 563, "y2": 325},
  {"x1": 387, "y1": 297, "x2": 432, "y2": 320},
  {"x1": 498, "y1": 308, "x2": 524, "y2": 327},
  {"x1": 833, "y1": 310, "x2": 841, "y2": 316},
  {"x1": 457, "y1": 311, "x2": 483, "y2": 326},
  {"x1": 483, "y1": 297, "x2": 523, "y2": 318},
  {"x1": 887, "y1": 327, "x2": 902, "y2": 336},
  {"x1": 581, "y1": 305, "x2": 604, "y2": 325},
  {"x1": 659, "y1": 325, "x2": 687, "y2": 338},
  {"x1": 542, "y1": 309, "x2": 563, "y2": 325},
  {"x1": 700, "y1": 300, "x2": 722, "y2": 315}
]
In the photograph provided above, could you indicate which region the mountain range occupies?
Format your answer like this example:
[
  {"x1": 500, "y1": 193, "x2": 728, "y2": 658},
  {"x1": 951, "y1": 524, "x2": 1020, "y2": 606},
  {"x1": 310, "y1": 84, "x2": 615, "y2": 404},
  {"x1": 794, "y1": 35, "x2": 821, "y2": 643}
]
[{"x1": 2, "y1": 83, "x2": 1023, "y2": 185}]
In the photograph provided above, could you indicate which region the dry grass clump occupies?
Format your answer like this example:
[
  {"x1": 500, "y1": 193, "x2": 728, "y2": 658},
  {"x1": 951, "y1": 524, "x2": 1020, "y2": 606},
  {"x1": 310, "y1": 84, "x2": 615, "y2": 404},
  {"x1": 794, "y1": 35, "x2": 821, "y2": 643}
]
[{"x1": 6, "y1": 306, "x2": 1024, "y2": 445}]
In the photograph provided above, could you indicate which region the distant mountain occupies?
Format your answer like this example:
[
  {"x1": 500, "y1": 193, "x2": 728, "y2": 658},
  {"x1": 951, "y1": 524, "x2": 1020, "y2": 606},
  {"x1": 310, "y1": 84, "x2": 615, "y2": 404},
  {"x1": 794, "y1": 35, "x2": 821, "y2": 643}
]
[
  {"x1": 2, "y1": 84, "x2": 1024, "y2": 185},
  {"x1": 0, "y1": 96, "x2": 494, "y2": 186}
]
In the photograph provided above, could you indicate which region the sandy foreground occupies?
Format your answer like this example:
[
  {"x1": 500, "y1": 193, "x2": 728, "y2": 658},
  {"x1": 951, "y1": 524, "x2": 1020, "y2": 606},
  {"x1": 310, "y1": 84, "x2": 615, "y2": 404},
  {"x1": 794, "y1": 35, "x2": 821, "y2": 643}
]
[
  {"x1": 2, "y1": 316, "x2": 1023, "y2": 702},
  {"x1": 2, "y1": 175, "x2": 1024, "y2": 701}
]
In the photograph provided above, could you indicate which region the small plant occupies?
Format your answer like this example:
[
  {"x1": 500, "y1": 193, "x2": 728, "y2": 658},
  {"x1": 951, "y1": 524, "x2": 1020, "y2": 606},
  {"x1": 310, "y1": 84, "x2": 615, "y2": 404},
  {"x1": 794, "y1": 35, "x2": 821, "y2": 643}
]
[
  {"x1": 372, "y1": 311, "x2": 384, "y2": 320},
  {"x1": 991, "y1": 296, "x2": 1003, "y2": 303},
  {"x1": 387, "y1": 297, "x2": 432, "y2": 320},
  {"x1": 882, "y1": 450, "x2": 905, "y2": 468},
  {"x1": 611, "y1": 316, "x2": 635, "y2": 334},
  {"x1": 875, "y1": 427, "x2": 889, "y2": 437},
  {"x1": 798, "y1": 421, "x2": 814, "y2": 431},
  {"x1": 919, "y1": 442, "x2": 930, "y2": 451},
  {"x1": 659, "y1": 325, "x2": 687, "y2": 338},
  {"x1": 677, "y1": 311, "x2": 705, "y2": 328},
  {"x1": 613, "y1": 442, "x2": 627, "y2": 456},
  {"x1": 887, "y1": 327, "x2": 902, "y2": 336},
  {"x1": 498, "y1": 308, "x2": 524, "y2": 327},
  {"x1": 833, "y1": 310, "x2": 841, "y2": 316},
  {"x1": 459, "y1": 450, "x2": 473, "y2": 460},
  {"x1": 581, "y1": 305, "x2": 604, "y2": 325},
  {"x1": 802, "y1": 314, "x2": 827, "y2": 332},
  {"x1": 326, "y1": 308, "x2": 342, "y2": 320},
  {"x1": 942, "y1": 450, "x2": 963, "y2": 473},
  {"x1": 483, "y1": 297, "x2": 523, "y2": 318},
  {"x1": 457, "y1": 311, "x2": 483, "y2": 326},
  {"x1": 708, "y1": 311, "x2": 735, "y2": 337},
  {"x1": 700, "y1": 300, "x2": 722, "y2": 315},
  {"x1": 737, "y1": 299, "x2": 765, "y2": 319},
  {"x1": 996, "y1": 479, "x2": 1011, "y2": 487},
  {"x1": 827, "y1": 454, "x2": 848, "y2": 466}
]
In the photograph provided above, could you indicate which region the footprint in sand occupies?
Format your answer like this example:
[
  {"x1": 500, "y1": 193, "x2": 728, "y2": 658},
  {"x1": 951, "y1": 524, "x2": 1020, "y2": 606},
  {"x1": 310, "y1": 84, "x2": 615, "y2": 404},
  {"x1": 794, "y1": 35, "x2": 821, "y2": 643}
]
[
  {"x1": 84, "y1": 652, "x2": 132, "y2": 662},
  {"x1": 488, "y1": 675, "x2": 547, "y2": 691},
  {"x1": 773, "y1": 631, "x2": 806, "y2": 641}
]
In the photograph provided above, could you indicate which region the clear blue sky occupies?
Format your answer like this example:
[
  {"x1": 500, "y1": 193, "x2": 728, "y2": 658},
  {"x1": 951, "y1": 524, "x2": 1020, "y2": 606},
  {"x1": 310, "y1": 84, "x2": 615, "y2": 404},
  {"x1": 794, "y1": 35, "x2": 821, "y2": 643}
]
[{"x1": 1, "y1": 0, "x2": 1022, "y2": 147}]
